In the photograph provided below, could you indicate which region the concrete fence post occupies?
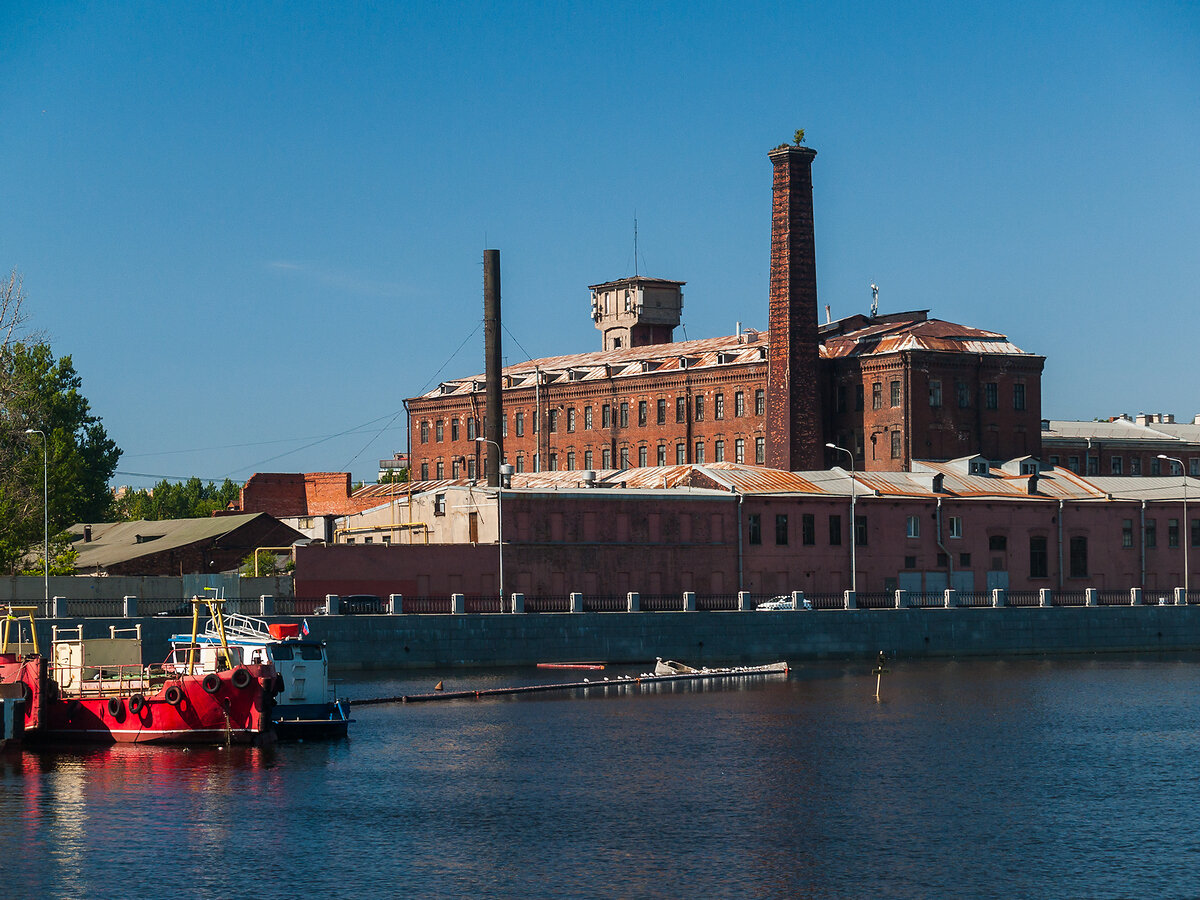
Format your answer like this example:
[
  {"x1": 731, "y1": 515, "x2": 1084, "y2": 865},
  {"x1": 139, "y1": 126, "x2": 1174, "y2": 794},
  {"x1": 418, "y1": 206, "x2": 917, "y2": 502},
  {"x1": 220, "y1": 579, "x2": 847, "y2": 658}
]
[
  {"x1": 844, "y1": 590, "x2": 857, "y2": 610},
  {"x1": 52, "y1": 596, "x2": 67, "y2": 618},
  {"x1": 1175, "y1": 587, "x2": 1188, "y2": 606},
  {"x1": 944, "y1": 589, "x2": 957, "y2": 608},
  {"x1": 627, "y1": 592, "x2": 640, "y2": 613},
  {"x1": 511, "y1": 593, "x2": 525, "y2": 614},
  {"x1": 1130, "y1": 588, "x2": 1143, "y2": 606},
  {"x1": 992, "y1": 589, "x2": 1007, "y2": 608},
  {"x1": 570, "y1": 592, "x2": 584, "y2": 613},
  {"x1": 737, "y1": 591, "x2": 753, "y2": 611},
  {"x1": 259, "y1": 595, "x2": 274, "y2": 616},
  {"x1": 894, "y1": 589, "x2": 906, "y2": 609},
  {"x1": 388, "y1": 594, "x2": 402, "y2": 615},
  {"x1": 1039, "y1": 589, "x2": 1053, "y2": 608},
  {"x1": 122, "y1": 595, "x2": 138, "y2": 618},
  {"x1": 1085, "y1": 588, "x2": 1099, "y2": 607},
  {"x1": 325, "y1": 594, "x2": 340, "y2": 615},
  {"x1": 790, "y1": 590, "x2": 805, "y2": 611},
  {"x1": 451, "y1": 593, "x2": 465, "y2": 614},
  {"x1": 683, "y1": 591, "x2": 697, "y2": 612}
]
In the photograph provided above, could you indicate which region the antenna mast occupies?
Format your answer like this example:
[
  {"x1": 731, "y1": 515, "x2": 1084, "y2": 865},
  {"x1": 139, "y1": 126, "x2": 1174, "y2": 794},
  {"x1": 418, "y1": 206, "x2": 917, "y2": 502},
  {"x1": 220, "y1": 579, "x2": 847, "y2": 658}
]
[
  {"x1": 870, "y1": 283, "x2": 879, "y2": 318},
  {"x1": 634, "y1": 216, "x2": 639, "y2": 277}
]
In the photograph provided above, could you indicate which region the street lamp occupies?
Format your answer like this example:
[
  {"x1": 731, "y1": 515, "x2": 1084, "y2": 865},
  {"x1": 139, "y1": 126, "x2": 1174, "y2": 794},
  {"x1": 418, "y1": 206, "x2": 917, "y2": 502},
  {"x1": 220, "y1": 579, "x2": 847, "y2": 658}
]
[
  {"x1": 475, "y1": 437, "x2": 509, "y2": 610},
  {"x1": 1158, "y1": 454, "x2": 1190, "y2": 600},
  {"x1": 23, "y1": 429, "x2": 48, "y2": 605},
  {"x1": 826, "y1": 442, "x2": 857, "y2": 594}
]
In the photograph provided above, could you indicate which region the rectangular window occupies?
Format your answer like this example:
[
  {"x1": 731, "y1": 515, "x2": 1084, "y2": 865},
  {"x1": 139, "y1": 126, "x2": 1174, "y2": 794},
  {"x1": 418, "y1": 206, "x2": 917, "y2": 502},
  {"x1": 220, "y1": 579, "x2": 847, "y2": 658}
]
[
  {"x1": 735, "y1": 392, "x2": 745, "y2": 417},
  {"x1": 989, "y1": 535, "x2": 1007, "y2": 551},
  {"x1": 835, "y1": 384, "x2": 847, "y2": 413},
  {"x1": 1150, "y1": 457, "x2": 1161, "y2": 476},
  {"x1": 854, "y1": 515, "x2": 868, "y2": 546},
  {"x1": 515, "y1": 412, "x2": 524, "y2": 437},
  {"x1": 872, "y1": 382, "x2": 882, "y2": 410},
  {"x1": 451, "y1": 419, "x2": 459, "y2": 441},
  {"x1": 451, "y1": 459, "x2": 460, "y2": 478},
  {"x1": 855, "y1": 384, "x2": 864, "y2": 411},
  {"x1": 467, "y1": 417, "x2": 476, "y2": 440},
  {"x1": 436, "y1": 460, "x2": 444, "y2": 479},
  {"x1": 891, "y1": 431, "x2": 902, "y2": 459},
  {"x1": 602, "y1": 404, "x2": 612, "y2": 428},
  {"x1": 715, "y1": 393, "x2": 725, "y2": 420},
  {"x1": 567, "y1": 408, "x2": 576, "y2": 432},
  {"x1": 802, "y1": 514, "x2": 815, "y2": 546},
  {"x1": 657, "y1": 444, "x2": 666, "y2": 466},
  {"x1": 566, "y1": 451, "x2": 576, "y2": 470},
  {"x1": 906, "y1": 515, "x2": 920, "y2": 538},
  {"x1": 1087, "y1": 456, "x2": 1099, "y2": 476},
  {"x1": 956, "y1": 381, "x2": 970, "y2": 408},
  {"x1": 548, "y1": 409, "x2": 558, "y2": 433},
  {"x1": 929, "y1": 380, "x2": 942, "y2": 408},
  {"x1": 1069, "y1": 536, "x2": 1088, "y2": 578},
  {"x1": 1122, "y1": 519, "x2": 1134, "y2": 548},
  {"x1": 714, "y1": 439, "x2": 725, "y2": 462},
  {"x1": 676, "y1": 443, "x2": 686, "y2": 465},
  {"x1": 694, "y1": 395, "x2": 705, "y2": 422},
  {"x1": 638, "y1": 445, "x2": 647, "y2": 467},
  {"x1": 959, "y1": 553, "x2": 971, "y2": 567},
  {"x1": 1111, "y1": 456, "x2": 1123, "y2": 475},
  {"x1": 436, "y1": 420, "x2": 445, "y2": 442},
  {"x1": 619, "y1": 447, "x2": 628, "y2": 468},
  {"x1": 657, "y1": 399, "x2": 667, "y2": 425},
  {"x1": 584, "y1": 406, "x2": 593, "y2": 430},
  {"x1": 676, "y1": 397, "x2": 687, "y2": 423},
  {"x1": 904, "y1": 555, "x2": 917, "y2": 569},
  {"x1": 1169, "y1": 518, "x2": 1180, "y2": 548},
  {"x1": 755, "y1": 437, "x2": 765, "y2": 465},
  {"x1": 619, "y1": 402, "x2": 629, "y2": 428},
  {"x1": 420, "y1": 421, "x2": 430, "y2": 443},
  {"x1": 638, "y1": 400, "x2": 647, "y2": 427},
  {"x1": 1146, "y1": 519, "x2": 1157, "y2": 548},
  {"x1": 467, "y1": 458, "x2": 476, "y2": 480},
  {"x1": 1191, "y1": 459, "x2": 1200, "y2": 477},
  {"x1": 985, "y1": 383, "x2": 998, "y2": 409},
  {"x1": 583, "y1": 450, "x2": 593, "y2": 470},
  {"x1": 735, "y1": 438, "x2": 745, "y2": 464},
  {"x1": 1193, "y1": 518, "x2": 1200, "y2": 549},
  {"x1": 1130, "y1": 456, "x2": 1142, "y2": 475},
  {"x1": 748, "y1": 514, "x2": 762, "y2": 545},
  {"x1": 755, "y1": 389, "x2": 765, "y2": 416},
  {"x1": 695, "y1": 440, "x2": 705, "y2": 464},
  {"x1": 1030, "y1": 535, "x2": 1048, "y2": 578},
  {"x1": 949, "y1": 516, "x2": 962, "y2": 539},
  {"x1": 829, "y1": 515, "x2": 842, "y2": 546},
  {"x1": 890, "y1": 381, "x2": 901, "y2": 407},
  {"x1": 420, "y1": 462, "x2": 429, "y2": 481},
  {"x1": 1014, "y1": 383, "x2": 1027, "y2": 411},
  {"x1": 775, "y1": 514, "x2": 788, "y2": 546},
  {"x1": 602, "y1": 447, "x2": 612, "y2": 468}
]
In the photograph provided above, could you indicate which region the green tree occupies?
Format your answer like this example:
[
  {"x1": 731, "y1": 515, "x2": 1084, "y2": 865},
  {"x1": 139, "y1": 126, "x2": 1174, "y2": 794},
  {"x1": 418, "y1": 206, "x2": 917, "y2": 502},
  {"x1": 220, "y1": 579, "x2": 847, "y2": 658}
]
[
  {"x1": 0, "y1": 337, "x2": 121, "y2": 573},
  {"x1": 379, "y1": 468, "x2": 410, "y2": 484},
  {"x1": 113, "y1": 477, "x2": 241, "y2": 521},
  {"x1": 239, "y1": 548, "x2": 285, "y2": 577}
]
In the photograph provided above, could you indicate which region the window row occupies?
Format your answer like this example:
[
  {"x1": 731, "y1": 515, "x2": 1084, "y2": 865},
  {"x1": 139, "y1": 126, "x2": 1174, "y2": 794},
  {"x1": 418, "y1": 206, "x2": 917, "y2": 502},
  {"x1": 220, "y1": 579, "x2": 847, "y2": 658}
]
[
  {"x1": 747, "y1": 513, "x2": 867, "y2": 547},
  {"x1": 1047, "y1": 455, "x2": 1200, "y2": 478},
  {"x1": 925, "y1": 380, "x2": 1027, "y2": 411}
]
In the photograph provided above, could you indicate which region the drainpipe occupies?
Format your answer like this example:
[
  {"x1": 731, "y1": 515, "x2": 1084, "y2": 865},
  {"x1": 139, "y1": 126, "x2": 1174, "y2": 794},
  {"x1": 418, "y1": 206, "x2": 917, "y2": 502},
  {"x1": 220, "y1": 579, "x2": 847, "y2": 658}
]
[
  {"x1": 735, "y1": 490, "x2": 744, "y2": 592},
  {"x1": 1057, "y1": 499, "x2": 1065, "y2": 589},
  {"x1": 534, "y1": 366, "x2": 541, "y2": 472},
  {"x1": 1140, "y1": 499, "x2": 1147, "y2": 589},
  {"x1": 936, "y1": 497, "x2": 954, "y2": 584}
]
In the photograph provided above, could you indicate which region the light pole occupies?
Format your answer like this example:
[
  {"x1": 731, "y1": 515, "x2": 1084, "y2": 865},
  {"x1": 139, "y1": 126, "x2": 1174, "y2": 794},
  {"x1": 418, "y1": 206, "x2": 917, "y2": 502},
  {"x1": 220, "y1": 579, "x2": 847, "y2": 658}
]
[
  {"x1": 826, "y1": 442, "x2": 857, "y2": 594},
  {"x1": 1158, "y1": 454, "x2": 1189, "y2": 600},
  {"x1": 476, "y1": 437, "x2": 508, "y2": 609},
  {"x1": 23, "y1": 429, "x2": 48, "y2": 605}
]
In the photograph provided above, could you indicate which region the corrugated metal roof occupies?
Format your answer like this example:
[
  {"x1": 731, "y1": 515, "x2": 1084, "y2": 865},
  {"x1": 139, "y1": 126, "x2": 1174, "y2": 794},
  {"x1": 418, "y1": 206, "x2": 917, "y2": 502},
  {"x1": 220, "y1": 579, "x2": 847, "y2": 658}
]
[
  {"x1": 68, "y1": 514, "x2": 269, "y2": 569},
  {"x1": 1084, "y1": 475, "x2": 1198, "y2": 502},
  {"x1": 821, "y1": 316, "x2": 1035, "y2": 359},
  {"x1": 1043, "y1": 419, "x2": 1181, "y2": 443}
]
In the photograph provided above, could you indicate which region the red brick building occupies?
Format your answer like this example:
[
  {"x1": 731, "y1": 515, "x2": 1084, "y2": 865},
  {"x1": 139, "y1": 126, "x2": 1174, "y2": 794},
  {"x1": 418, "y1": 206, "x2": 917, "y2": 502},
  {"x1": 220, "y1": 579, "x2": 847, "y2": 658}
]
[{"x1": 407, "y1": 143, "x2": 1045, "y2": 480}]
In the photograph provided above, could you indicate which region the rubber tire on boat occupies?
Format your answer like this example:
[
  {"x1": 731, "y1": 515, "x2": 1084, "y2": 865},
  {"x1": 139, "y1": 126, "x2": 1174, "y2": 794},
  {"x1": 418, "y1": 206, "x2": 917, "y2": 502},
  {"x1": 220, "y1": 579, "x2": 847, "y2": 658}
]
[
  {"x1": 231, "y1": 666, "x2": 252, "y2": 690},
  {"x1": 164, "y1": 684, "x2": 183, "y2": 706},
  {"x1": 107, "y1": 697, "x2": 123, "y2": 718},
  {"x1": 128, "y1": 694, "x2": 146, "y2": 714},
  {"x1": 202, "y1": 673, "x2": 221, "y2": 694}
]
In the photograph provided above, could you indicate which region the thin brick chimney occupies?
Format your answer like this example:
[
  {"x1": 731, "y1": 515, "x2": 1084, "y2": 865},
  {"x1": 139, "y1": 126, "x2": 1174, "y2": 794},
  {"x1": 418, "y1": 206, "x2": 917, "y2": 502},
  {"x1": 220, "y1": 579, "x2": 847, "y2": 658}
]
[{"x1": 765, "y1": 143, "x2": 822, "y2": 471}]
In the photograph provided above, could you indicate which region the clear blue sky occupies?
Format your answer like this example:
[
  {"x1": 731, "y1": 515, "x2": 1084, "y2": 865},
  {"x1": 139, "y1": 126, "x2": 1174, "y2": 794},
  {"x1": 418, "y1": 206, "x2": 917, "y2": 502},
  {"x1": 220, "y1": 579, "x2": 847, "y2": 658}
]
[{"x1": 3, "y1": 1, "x2": 1197, "y2": 488}]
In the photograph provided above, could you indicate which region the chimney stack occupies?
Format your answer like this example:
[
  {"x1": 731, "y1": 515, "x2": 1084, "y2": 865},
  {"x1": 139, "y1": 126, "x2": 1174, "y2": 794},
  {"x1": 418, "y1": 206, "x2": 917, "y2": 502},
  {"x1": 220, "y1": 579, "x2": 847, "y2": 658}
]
[
  {"x1": 765, "y1": 143, "x2": 822, "y2": 471},
  {"x1": 483, "y1": 249, "x2": 503, "y2": 487}
]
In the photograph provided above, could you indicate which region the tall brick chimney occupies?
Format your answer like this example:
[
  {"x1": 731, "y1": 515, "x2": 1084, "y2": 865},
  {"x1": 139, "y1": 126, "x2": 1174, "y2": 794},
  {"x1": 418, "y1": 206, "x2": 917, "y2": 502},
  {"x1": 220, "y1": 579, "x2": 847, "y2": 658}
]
[{"x1": 765, "y1": 143, "x2": 822, "y2": 471}]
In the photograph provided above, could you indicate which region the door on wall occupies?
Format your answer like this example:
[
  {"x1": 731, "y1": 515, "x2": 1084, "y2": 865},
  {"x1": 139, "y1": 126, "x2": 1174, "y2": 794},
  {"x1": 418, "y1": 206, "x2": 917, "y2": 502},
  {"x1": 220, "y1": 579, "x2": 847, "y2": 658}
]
[
  {"x1": 986, "y1": 570, "x2": 1009, "y2": 591},
  {"x1": 469, "y1": 512, "x2": 479, "y2": 544},
  {"x1": 952, "y1": 570, "x2": 975, "y2": 593}
]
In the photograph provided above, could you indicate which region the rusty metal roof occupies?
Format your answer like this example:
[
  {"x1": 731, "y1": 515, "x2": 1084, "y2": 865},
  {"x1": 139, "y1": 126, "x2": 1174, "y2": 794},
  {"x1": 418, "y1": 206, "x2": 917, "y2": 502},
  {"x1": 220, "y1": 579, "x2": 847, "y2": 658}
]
[{"x1": 821, "y1": 315, "x2": 1036, "y2": 360}]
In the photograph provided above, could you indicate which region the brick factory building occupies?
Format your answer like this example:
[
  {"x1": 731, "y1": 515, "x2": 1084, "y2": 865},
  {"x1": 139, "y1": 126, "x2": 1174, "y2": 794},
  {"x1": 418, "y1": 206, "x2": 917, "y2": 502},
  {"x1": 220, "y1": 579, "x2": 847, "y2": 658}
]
[{"x1": 407, "y1": 142, "x2": 1045, "y2": 481}]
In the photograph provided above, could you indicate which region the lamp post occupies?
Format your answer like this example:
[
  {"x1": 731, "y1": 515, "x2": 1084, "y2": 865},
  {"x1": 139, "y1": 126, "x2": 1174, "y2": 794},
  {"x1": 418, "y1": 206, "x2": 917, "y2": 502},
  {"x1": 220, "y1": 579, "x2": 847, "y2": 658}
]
[
  {"x1": 826, "y1": 442, "x2": 857, "y2": 594},
  {"x1": 476, "y1": 437, "x2": 507, "y2": 609},
  {"x1": 1158, "y1": 454, "x2": 1189, "y2": 600},
  {"x1": 23, "y1": 429, "x2": 48, "y2": 605}
]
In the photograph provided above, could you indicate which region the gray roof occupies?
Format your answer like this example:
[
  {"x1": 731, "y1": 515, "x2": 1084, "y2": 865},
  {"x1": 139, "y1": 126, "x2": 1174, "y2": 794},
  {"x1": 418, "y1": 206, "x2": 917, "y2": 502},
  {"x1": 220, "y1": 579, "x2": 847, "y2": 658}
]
[
  {"x1": 1083, "y1": 476, "x2": 1199, "y2": 503},
  {"x1": 68, "y1": 514, "x2": 273, "y2": 570}
]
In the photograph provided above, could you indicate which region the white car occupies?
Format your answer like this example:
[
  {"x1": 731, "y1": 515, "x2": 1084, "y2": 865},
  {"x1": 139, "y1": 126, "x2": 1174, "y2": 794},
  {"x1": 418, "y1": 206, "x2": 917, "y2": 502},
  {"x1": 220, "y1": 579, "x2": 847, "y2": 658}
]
[{"x1": 755, "y1": 595, "x2": 812, "y2": 611}]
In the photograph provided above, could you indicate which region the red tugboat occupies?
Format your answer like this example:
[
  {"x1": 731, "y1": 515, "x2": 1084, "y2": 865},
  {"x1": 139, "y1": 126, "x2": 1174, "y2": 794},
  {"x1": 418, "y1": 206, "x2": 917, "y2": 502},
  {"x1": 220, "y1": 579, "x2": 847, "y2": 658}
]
[{"x1": 0, "y1": 598, "x2": 277, "y2": 746}]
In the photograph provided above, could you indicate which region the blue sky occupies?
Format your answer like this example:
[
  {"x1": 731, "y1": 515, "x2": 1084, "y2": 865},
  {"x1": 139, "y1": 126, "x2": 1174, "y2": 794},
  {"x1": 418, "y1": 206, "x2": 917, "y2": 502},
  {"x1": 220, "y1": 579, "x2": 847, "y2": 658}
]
[{"x1": 2, "y1": 1, "x2": 1197, "y2": 488}]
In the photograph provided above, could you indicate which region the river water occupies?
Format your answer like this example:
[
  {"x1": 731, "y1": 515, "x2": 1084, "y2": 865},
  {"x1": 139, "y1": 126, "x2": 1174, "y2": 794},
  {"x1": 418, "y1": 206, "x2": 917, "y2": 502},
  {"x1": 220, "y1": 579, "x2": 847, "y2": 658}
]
[{"x1": 4, "y1": 655, "x2": 1200, "y2": 899}]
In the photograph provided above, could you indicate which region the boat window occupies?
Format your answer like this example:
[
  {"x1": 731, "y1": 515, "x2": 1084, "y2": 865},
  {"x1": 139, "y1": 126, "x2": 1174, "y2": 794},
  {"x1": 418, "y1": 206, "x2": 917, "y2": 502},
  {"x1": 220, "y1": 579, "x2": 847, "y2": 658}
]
[
  {"x1": 272, "y1": 645, "x2": 294, "y2": 661},
  {"x1": 299, "y1": 646, "x2": 323, "y2": 660}
]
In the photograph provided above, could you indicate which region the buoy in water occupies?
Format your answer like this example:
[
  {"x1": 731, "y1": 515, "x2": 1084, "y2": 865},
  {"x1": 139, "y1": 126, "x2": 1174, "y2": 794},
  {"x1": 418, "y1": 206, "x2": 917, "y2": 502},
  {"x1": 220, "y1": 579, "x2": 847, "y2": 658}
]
[{"x1": 434, "y1": 681, "x2": 444, "y2": 691}]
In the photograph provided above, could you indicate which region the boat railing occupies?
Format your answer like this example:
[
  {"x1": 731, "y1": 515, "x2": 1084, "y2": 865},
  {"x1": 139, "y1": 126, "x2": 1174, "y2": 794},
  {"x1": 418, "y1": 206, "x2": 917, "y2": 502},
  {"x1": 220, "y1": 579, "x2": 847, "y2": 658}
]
[
  {"x1": 214, "y1": 613, "x2": 273, "y2": 642},
  {"x1": 51, "y1": 659, "x2": 170, "y2": 697}
]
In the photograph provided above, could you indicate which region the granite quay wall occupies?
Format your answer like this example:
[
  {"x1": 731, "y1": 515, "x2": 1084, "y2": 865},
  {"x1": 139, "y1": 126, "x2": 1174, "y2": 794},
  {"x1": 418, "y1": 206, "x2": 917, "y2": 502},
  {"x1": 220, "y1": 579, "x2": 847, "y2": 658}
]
[{"x1": 14, "y1": 604, "x2": 1200, "y2": 672}]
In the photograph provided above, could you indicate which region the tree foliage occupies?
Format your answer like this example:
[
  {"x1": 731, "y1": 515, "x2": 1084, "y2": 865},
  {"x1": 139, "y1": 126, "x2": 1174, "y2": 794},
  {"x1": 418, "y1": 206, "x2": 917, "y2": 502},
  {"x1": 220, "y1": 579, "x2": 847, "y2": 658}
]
[
  {"x1": 1, "y1": 281, "x2": 122, "y2": 573},
  {"x1": 113, "y1": 477, "x2": 241, "y2": 521}
]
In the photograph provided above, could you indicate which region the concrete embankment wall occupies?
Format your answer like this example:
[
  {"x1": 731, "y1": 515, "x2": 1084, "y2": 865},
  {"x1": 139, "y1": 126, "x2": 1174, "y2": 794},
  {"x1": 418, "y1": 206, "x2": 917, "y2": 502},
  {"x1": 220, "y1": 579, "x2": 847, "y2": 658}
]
[{"x1": 17, "y1": 606, "x2": 1200, "y2": 671}]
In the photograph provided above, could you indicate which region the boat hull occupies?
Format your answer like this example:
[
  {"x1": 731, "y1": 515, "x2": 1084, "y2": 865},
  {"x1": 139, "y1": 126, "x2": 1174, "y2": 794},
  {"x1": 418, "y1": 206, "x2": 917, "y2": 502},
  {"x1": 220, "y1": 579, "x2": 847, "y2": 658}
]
[{"x1": 273, "y1": 700, "x2": 352, "y2": 740}]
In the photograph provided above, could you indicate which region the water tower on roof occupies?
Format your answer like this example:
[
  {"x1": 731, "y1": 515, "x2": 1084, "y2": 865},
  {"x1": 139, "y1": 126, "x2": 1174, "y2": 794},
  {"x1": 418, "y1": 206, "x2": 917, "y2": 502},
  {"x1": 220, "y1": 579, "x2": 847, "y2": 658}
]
[{"x1": 589, "y1": 276, "x2": 685, "y2": 351}]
